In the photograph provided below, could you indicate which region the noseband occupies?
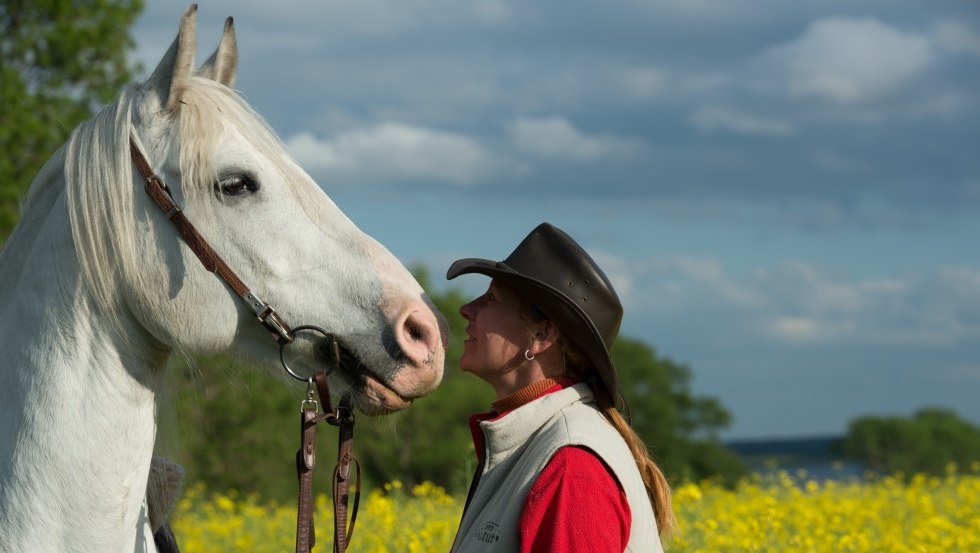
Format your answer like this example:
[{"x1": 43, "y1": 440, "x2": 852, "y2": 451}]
[{"x1": 129, "y1": 137, "x2": 359, "y2": 553}]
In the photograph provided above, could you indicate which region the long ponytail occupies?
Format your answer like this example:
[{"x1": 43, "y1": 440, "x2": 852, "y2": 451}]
[{"x1": 591, "y1": 382, "x2": 677, "y2": 538}]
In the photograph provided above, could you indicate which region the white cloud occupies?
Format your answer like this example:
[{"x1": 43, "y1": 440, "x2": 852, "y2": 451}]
[
  {"x1": 666, "y1": 256, "x2": 725, "y2": 281},
  {"x1": 634, "y1": 257, "x2": 980, "y2": 347},
  {"x1": 809, "y1": 148, "x2": 868, "y2": 174},
  {"x1": 507, "y1": 117, "x2": 645, "y2": 161},
  {"x1": 766, "y1": 316, "x2": 854, "y2": 344},
  {"x1": 680, "y1": 72, "x2": 734, "y2": 94},
  {"x1": 286, "y1": 124, "x2": 498, "y2": 186},
  {"x1": 644, "y1": 256, "x2": 764, "y2": 310},
  {"x1": 948, "y1": 364, "x2": 980, "y2": 384},
  {"x1": 932, "y1": 20, "x2": 980, "y2": 56},
  {"x1": 691, "y1": 106, "x2": 794, "y2": 137},
  {"x1": 471, "y1": 0, "x2": 512, "y2": 24},
  {"x1": 615, "y1": 67, "x2": 668, "y2": 100},
  {"x1": 937, "y1": 267, "x2": 980, "y2": 307},
  {"x1": 648, "y1": 0, "x2": 742, "y2": 20},
  {"x1": 772, "y1": 17, "x2": 932, "y2": 103},
  {"x1": 589, "y1": 250, "x2": 635, "y2": 305}
]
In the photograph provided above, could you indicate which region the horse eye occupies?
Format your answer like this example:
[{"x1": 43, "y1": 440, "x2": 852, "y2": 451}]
[{"x1": 216, "y1": 174, "x2": 258, "y2": 197}]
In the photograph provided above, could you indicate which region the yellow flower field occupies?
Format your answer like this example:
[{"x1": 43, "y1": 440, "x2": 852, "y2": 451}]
[{"x1": 170, "y1": 466, "x2": 980, "y2": 552}]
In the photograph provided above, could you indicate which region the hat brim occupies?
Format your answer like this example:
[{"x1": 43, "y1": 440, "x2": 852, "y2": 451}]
[{"x1": 447, "y1": 258, "x2": 620, "y2": 397}]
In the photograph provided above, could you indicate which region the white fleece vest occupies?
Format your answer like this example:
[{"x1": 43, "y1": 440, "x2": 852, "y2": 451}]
[{"x1": 451, "y1": 383, "x2": 663, "y2": 552}]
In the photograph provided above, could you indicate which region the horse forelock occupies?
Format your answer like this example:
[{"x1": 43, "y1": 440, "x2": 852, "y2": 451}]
[
  {"x1": 173, "y1": 78, "x2": 342, "y2": 237},
  {"x1": 173, "y1": 79, "x2": 333, "y2": 221}
]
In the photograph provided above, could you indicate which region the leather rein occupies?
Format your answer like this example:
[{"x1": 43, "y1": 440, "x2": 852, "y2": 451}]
[{"x1": 129, "y1": 137, "x2": 360, "y2": 553}]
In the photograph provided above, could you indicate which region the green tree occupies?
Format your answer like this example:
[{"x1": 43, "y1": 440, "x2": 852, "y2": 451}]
[
  {"x1": 843, "y1": 407, "x2": 980, "y2": 475},
  {"x1": 1, "y1": 0, "x2": 144, "y2": 241}
]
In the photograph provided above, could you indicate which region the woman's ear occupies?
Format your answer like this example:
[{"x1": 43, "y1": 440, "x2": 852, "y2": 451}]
[{"x1": 532, "y1": 320, "x2": 561, "y2": 353}]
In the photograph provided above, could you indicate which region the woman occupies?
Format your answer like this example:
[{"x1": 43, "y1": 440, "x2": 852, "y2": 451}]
[{"x1": 447, "y1": 223, "x2": 675, "y2": 552}]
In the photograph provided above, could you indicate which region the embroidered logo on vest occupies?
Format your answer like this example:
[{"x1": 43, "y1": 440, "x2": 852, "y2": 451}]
[{"x1": 474, "y1": 521, "x2": 501, "y2": 543}]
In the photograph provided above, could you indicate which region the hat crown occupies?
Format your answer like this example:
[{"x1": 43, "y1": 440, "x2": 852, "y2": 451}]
[{"x1": 500, "y1": 224, "x2": 623, "y2": 349}]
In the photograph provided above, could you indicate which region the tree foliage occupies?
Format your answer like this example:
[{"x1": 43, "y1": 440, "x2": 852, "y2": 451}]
[
  {"x1": 613, "y1": 338, "x2": 746, "y2": 485},
  {"x1": 843, "y1": 407, "x2": 980, "y2": 475},
  {"x1": 160, "y1": 269, "x2": 745, "y2": 501},
  {"x1": 0, "y1": 0, "x2": 144, "y2": 241}
]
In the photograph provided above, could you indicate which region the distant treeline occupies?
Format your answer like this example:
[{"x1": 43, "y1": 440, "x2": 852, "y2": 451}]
[
  {"x1": 842, "y1": 407, "x2": 980, "y2": 476},
  {"x1": 726, "y1": 407, "x2": 980, "y2": 479}
]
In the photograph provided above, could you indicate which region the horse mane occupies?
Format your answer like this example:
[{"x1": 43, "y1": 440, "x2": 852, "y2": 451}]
[
  {"x1": 64, "y1": 86, "x2": 137, "y2": 319},
  {"x1": 63, "y1": 76, "x2": 324, "y2": 326}
]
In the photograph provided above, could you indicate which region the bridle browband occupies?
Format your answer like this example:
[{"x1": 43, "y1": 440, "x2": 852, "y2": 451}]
[{"x1": 129, "y1": 136, "x2": 360, "y2": 553}]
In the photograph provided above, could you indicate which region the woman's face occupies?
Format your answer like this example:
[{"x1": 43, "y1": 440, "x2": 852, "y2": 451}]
[{"x1": 458, "y1": 280, "x2": 532, "y2": 379}]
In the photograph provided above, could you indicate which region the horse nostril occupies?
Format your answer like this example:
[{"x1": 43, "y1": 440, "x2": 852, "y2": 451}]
[
  {"x1": 390, "y1": 302, "x2": 446, "y2": 391},
  {"x1": 393, "y1": 299, "x2": 446, "y2": 374},
  {"x1": 406, "y1": 319, "x2": 425, "y2": 342},
  {"x1": 399, "y1": 308, "x2": 441, "y2": 360}
]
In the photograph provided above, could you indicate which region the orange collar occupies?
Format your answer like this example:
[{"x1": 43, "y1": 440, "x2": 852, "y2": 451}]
[{"x1": 491, "y1": 377, "x2": 577, "y2": 415}]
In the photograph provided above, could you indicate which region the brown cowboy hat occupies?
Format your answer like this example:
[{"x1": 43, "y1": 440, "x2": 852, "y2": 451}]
[{"x1": 447, "y1": 223, "x2": 624, "y2": 400}]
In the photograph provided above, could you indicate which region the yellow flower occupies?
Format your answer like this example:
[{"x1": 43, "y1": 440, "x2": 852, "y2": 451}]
[{"x1": 170, "y1": 472, "x2": 980, "y2": 553}]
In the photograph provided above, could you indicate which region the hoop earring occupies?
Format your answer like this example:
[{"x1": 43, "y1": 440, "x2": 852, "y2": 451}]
[{"x1": 524, "y1": 349, "x2": 535, "y2": 361}]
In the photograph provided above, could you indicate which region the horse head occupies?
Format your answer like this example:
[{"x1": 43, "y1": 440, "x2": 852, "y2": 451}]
[{"x1": 65, "y1": 5, "x2": 446, "y2": 414}]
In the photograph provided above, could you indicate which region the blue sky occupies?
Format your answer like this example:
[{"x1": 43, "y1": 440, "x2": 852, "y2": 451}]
[{"x1": 133, "y1": 1, "x2": 979, "y2": 439}]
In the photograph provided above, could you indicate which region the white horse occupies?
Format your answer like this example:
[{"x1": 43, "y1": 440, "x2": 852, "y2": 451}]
[{"x1": 0, "y1": 6, "x2": 446, "y2": 552}]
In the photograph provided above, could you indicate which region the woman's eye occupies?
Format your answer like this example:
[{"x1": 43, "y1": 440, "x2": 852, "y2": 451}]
[{"x1": 216, "y1": 174, "x2": 258, "y2": 197}]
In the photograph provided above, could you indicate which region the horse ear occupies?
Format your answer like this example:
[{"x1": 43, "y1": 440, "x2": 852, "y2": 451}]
[
  {"x1": 197, "y1": 17, "x2": 238, "y2": 88},
  {"x1": 145, "y1": 4, "x2": 198, "y2": 110}
]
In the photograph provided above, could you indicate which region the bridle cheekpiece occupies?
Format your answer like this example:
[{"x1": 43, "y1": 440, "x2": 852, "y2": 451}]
[{"x1": 129, "y1": 136, "x2": 360, "y2": 553}]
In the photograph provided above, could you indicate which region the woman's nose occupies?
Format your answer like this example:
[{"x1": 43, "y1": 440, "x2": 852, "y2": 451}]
[{"x1": 459, "y1": 299, "x2": 477, "y2": 321}]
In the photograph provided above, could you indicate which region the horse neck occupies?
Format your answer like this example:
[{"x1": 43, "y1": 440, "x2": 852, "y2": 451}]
[{"x1": 0, "y1": 185, "x2": 167, "y2": 551}]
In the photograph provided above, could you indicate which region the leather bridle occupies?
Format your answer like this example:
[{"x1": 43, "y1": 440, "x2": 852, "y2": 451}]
[
  {"x1": 128, "y1": 137, "x2": 293, "y2": 345},
  {"x1": 129, "y1": 137, "x2": 360, "y2": 553}
]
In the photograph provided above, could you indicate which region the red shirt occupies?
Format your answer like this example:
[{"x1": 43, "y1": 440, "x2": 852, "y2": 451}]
[{"x1": 467, "y1": 379, "x2": 631, "y2": 553}]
